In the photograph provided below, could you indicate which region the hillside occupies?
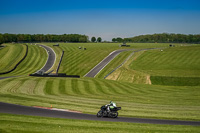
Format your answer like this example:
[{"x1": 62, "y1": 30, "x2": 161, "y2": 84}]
[
  {"x1": 0, "y1": 43, "x2": 47, "y2": 77},
  {"x1": 0, "y1": 43, "x2": 199, "y2": 126},
  {"x1": 0, "y1": 43, "x2": 27, "y2": 73},
  {"x1": 105, "y1": 44, "x2": 200, "y2": 86}
]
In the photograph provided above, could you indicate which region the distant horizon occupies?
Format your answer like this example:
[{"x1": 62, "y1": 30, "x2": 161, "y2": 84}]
[
  {"x1": 1, "y1": 32, "x2": 200, "y2": 42},
  {"x1": 1, "y1": 0, "x2": 200, "y2": 41}
]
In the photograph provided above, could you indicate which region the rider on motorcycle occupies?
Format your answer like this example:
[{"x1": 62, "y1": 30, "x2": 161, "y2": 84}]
[{"x1": 105, "y1": 101, "x2": 116, "y2": 112}]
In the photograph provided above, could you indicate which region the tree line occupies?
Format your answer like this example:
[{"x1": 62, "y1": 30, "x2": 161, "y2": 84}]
[
  {"x1": 112, "y1": 33, "x2": 200, "y2": 43},
  {"x1": 0, "y1": 33, "x2": 89, "y2": 44},
  {"x1": 1, "y1": 33, "x2": 200, "y2": 44}
]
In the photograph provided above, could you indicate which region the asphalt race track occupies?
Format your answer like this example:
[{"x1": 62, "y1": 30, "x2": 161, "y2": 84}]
[
  {"x1": 38, "y1": 44, "x2": 56, "y2": 72},
  {"x1": 0, "y1": 76, "x2": 16, "y2": 80},
  {"x1": 85, "y1": 49, "x2": 129, "y2": 77},
  {"x1": 0, "y1": 102, "x2": 199, "y2": 126}
]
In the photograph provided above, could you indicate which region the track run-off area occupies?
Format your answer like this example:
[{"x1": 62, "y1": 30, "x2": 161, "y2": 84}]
[
  {"x1": 0, "y1": 102, "x2": 199, "y2": 126},
  {"x1": 0, "y1": 43, "x2": 200, "y2": 127}
]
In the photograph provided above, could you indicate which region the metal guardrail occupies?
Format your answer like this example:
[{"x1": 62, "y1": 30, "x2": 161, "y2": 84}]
[{"x1": 56, "y1": 51, "x2": 64, "y2": 74}]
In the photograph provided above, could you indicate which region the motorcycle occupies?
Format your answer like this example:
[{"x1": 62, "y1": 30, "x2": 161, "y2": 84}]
[{"x1": 97, "y1": 105, "x2": 121, "y2": 118}]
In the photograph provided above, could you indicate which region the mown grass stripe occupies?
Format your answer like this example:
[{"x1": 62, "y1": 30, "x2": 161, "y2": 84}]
[
  {"x1": 102, "y1": 80, "x2": 123, "y2": 95},
  {"x1": 44, "y1": 79, "x2": 53, "y2": 95},
  {"x1": 71, "y1": 79, "x2": 81, "y2": 95},
  {"x1": 65, "y1": 79, "x2": 74, "y2": 95},
  {"x1": 0, "y1": 44, "x2": 22, "y2": 71},
  {"x1": 22, "y1": 80, "x2": 37, "y2": 95},
  {"x1": 76, "y1": 79, "x2": 88, "y2": 95},
  {"x1": 59, "y1": 79, "x2": 66, "y2": 94},
  {"x1": 0, "y1": 80, "x2": 23, "y2": 94},
  {"x1": 48, "y1": 79, "x2": 60, "y2": 95},
  {"x1": 1, "y1": 44, "x2": 47, "y2": 76},
  {"x1": 13, "y1": 45, "x2": 36, "y2": 74},
  {"x1": 83, "y1": 80, "x2": 94, "y2": 95},
  {"x1": 34, "y1": 78, "x2": 47, "y2": 95}
]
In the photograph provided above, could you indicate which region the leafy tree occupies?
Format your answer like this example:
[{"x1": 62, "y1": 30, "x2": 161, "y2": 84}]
[
  {"x1": 0, "y1": 34, "x2": 4, "y2": 44},
  {"x1": 97, "y1": 37, "x2": 102, "y2": 42},
  {"x1": 79, "y1": 36, "x2": 88, "y2": 42},
  {"x1": 116, "y1": 37, "x2": 123, "y2": 42},
  {"x1": 112, "y1": 38, "x2": 116, "y2": 42},
  {"x1": 91, "y1": 37, "x2": 96, "y2": 42},
  {"x1": 112, "y1": 37, "x2": 123, "y2": 42}
]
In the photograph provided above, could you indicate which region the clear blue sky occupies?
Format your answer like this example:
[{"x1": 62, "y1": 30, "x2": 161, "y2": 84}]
[{"x1": 0, "y1": 0, "x2": 200, "y2": 41}]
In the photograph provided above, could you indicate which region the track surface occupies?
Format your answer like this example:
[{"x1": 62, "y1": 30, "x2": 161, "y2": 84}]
[
  {"x1": 0, "y1": 102, "x2": 199, "y2": 126},
  {"x1": 85, "y1": 49, "x2": 129, "y2": 77},
  {"x1": 38, "y1": 44, "x2": 56, "y2": 72},
  {"x1": 0, "y1": 77, "x2": 15, "y2": 80}
]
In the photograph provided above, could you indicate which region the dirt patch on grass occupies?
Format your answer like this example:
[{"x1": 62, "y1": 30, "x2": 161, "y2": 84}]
[
  {"x1": 146, "y1": 75, "x2": 152, "y2": 85},
  {"x1": 106, "y1": 70, "x2": 121, "y2": 80}
]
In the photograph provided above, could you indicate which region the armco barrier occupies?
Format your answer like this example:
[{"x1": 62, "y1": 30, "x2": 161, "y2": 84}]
[
  {"x1": 0, "y1": 44, "x2": 28, "y2": 75},
  {"x1": 56, "y1": 51, "x2": 64, "y2": 74},
  {"x1": 29, "y1": 73, "x2": 80, "y2": 78}
]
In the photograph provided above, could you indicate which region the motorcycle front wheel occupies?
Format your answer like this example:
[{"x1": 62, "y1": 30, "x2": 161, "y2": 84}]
[{"x1": 112, "y1": 112, "x2": 118, "y2": 118}]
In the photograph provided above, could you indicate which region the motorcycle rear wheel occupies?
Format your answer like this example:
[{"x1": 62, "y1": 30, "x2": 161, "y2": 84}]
[{"x1": 97, "y1": 111, "x2": 102, "y2": 117}]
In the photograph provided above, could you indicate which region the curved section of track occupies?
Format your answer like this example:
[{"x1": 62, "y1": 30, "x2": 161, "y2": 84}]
[
  {"x1": 38, "y1": 44, "x2": 56, "y2": 73},
  {"x1": 0, "y1": 102, "x2": 199, "y2": 126}
]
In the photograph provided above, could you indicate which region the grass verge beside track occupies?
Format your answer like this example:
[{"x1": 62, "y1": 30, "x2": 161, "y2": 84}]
[
  {"x1": 0, "y1": 44, "x2": 47, "y2": 77},
  {"x1": 130, "y1": 46, "x2": 200, "y2": 77},
  {"x1": 0, "y1": 113, "x2": 199, "y2": 133},
  {"x1": 0, "y1": 43, "x2": 26, "y2": 73},
  {"x1": 106, "y1": 45, "x2": 200, "y2": 85},
  {"x1": 0, "y1": 76, "x2": 199, "y2": 121}
]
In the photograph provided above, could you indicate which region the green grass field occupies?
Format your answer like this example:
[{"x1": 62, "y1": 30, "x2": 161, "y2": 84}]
[
  {"x1": 0, "y1": 43, "x2": 200, "y2": 132},
  {"x1": 42, "y1": 43, "x2": 172, "y2": 77},
  {"x1": 55, "y1": 43, "x2": 125, "y2": 76},
  {"x1": 130, "y1": 46, "x2": 200, "y2": 77},
  {"x1": 1, "y1": 114, "x2": 199, "y2": 133},
  {"x1": 0, "y1": 43, "x2": 27, "y2": 73},
  {"x1": 0, "y1": 44, "x2": 47, "y2": 77},
  {"x1": 105, "y1": 45, "x2": 200, "y2": 86},
  {"x1": 0, "y1": 76, "x2": 199, "y2": 121}
]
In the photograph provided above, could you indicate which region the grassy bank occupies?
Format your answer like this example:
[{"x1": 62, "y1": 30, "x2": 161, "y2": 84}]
[
  {"x1": 106, "y1": 45, "x2": 200, "y2": 85},
  {"x1": 42, "y1": 43, "x2": 172, "y2": 77},
  {"x1": 151, "y1": 76, "x2": 200, "y2": 86},
  {"x1": 0, "y1": 114, "x2": 199, "y2": 133},
  {"x1": 0, "y1": 76, "x2": 199, "y2": 121},
  {"x1": 130, "y1": 46, "x2": 200, "y2": 77},
  {"x1": 0, "y1": 43, "x2": 26, "y2": 73},
  {"x1": 0, "y1": 44, "x2": 47, "y2": 77}
]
